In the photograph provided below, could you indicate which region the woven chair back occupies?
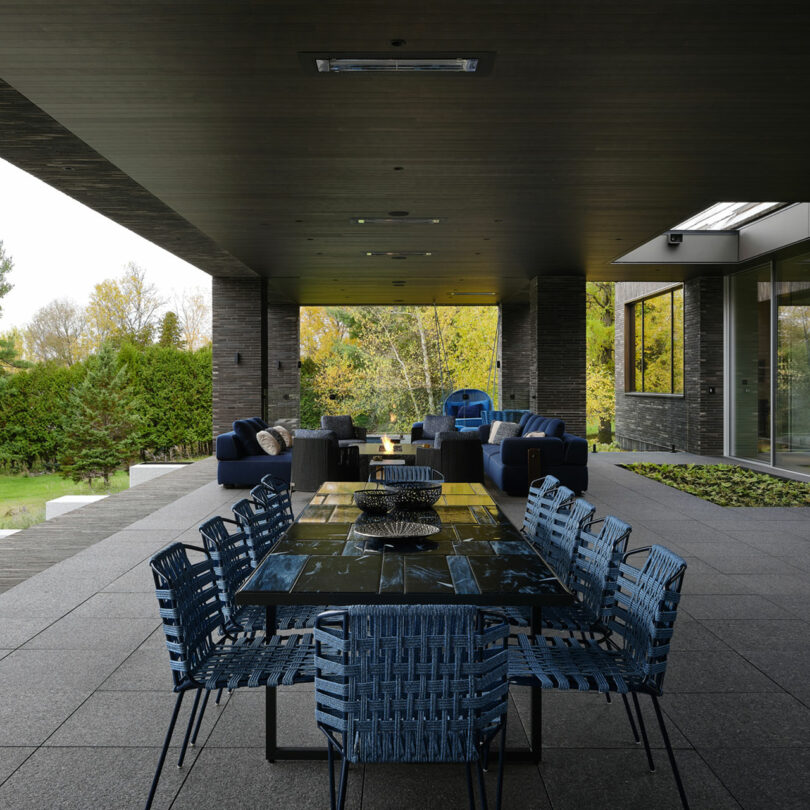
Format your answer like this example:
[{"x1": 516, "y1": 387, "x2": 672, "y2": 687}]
[
  {"x1": 150, "y1": 542, "x2": 224, "y2": 689},
  {"x1": 527, "y1": 484, "x2": 574, "y2": 556},
  {"x1": 570, "y1": 515, "x2": 632, "y2": 622},
  {"x1": 522, "y1": 475, "x2": 560, "y2": 536},
  {"x1": 375, "y1": 465, "x2": 443, "y2": 483},
  {"x1": 314, "y1": 605, "x2": 509, "y2": 764},
  {"x1": 198, "y1": 516, "x2": 254, "y2": 628},
  {"x1": 608, "y1": 545, "x2": 686, "y2": 692},
  {"x1": 544, "y1": 496, "x2": 596, "y2": 587},
  {"x1": 260, "y1": 474, "x2": 295, "y2": 521}
]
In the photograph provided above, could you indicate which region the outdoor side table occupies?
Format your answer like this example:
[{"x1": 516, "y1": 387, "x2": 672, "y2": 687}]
[{"x1": 235, "y1": 480, "x2": 573, "y2": 763}]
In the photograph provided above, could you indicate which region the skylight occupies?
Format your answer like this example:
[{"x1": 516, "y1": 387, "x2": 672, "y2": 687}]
[{"x1": 674, "y1": 202, "x2": 784, "y2": 231}]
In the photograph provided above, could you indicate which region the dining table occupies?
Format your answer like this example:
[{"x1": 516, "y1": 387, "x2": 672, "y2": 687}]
[{"x1": 235, "y1": 480, "x2": 573, "y2": 763}]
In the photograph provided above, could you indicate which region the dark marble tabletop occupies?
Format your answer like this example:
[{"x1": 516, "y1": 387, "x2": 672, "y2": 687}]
[{"x1": 235, "y1": 482, "x2": 572, "y2": 607}]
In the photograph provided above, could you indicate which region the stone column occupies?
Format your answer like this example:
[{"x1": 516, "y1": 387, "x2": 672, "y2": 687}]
[
  {"x1": 499, "y1": 302, "x2": 532, "y2": 408},
  {"x1": 212, "y1": 277, "x2": 266, "y2": 436},
  {"x1": 529, "y1": 276, "x2": 587, "y2": 437},
  {"x1": 266, "y1": 301, "x2": 301, "y2": 429}
]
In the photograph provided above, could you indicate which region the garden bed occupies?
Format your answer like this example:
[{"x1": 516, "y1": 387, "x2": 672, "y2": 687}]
[{"x1": 621, "y1": 463, "x2": 810, "y2": 507}]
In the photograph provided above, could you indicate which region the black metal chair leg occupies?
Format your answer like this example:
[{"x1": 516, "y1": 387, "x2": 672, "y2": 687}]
[
  {"x1": 621, "y1": 693, "x2": 641, "y2": 743},
  {"x1": 337, "y1": 755, "x2": 349, "y2": 810},
  {"x1": 190, "y1": 689, "x2": 211, "y2": 746},
  {"x1": 496, "y1": 721, "x2": 506, "y2": 810},
  {"x1": 651, "y1": 695, "x2": 690, "y2": 810},
  {"x1": 144, "y1": 691, "x2": 185, "y2": 810},
  {"x1": 476, "y1": 759, "x2": 490, "y2": 810},
  {"x1": 177, "y1": 689, "x2": 202, "y2": 767},
  {"x1": 464, "y1": 762, "x2": 477, "y2": 810},
  {"x1": 214, "y1": 687, "x2": 224, "y2": 705},
  {"x1": 631, "y1": 691, "x2": 655, "y2": 772},
  {"x1": 605, "y1": 692, "x2": 612, "y2": 704},
  {"x1": 327, "y1": 741, "x2": 337, "y2": 810}
]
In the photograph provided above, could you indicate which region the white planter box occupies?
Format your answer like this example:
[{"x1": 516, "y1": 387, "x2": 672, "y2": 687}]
[
  {"x1": 45, "y1": 495, "x2": 108, "y2": 520},
  {"x1": 129, "y1": 463, "x2": 187, "y2": 488}
]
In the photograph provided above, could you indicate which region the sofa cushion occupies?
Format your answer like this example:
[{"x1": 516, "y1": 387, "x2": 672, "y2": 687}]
[
  {"x1": 434, "y1": 430, "x2": 481, "y2": 448},
  {"x1": 247, "y1": 416, "x2": 268, "y2": 431},
  {"x1": 518, "y1": 412, "x2": 534, "y2": 430},
  {"x1": 457, "y1": 401, "x2": 484, "y2": 419},
  {"x1": 446, "y1": 401, "x2": 463, "y2": 417},
  {"x1": 422, "y1": 414, "x2": 456, "y2": 439},
  {"x1": 321, "y1": 415, "x2": 355, "y2": 440},
  {"x1": 233, "y1": 419, "x2": 263, "y2": 456},
  {"x1": 520, "y1": 414, "x2": 565, "y2": 439},
  {"x1": 272, "y1": 424, "x2": 293, "y2": 448},
  {"x1": 524, "y1": 431, "x2": 546, "y2": 438},
  {"x1": 489, "y1": 420, "x2": 521, "y2": 444}
]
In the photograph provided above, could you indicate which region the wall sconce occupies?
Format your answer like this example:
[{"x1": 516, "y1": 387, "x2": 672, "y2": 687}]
[
  {"x1": 297, "y1": 360, "x2": 302, "y2": 369},
  {"x1": 234, "y1": 352, "x2": 241, "y2": 365},
  {"x1": 277, "y1": 361, "x2": 283, "y2": 370},
  {"x1": 496, "y1": 360, "x2": 501, "y2": 368}
]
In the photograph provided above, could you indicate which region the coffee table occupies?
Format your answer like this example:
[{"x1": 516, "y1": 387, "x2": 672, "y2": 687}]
[{"x1": 356, "y1": 441, "x2": 417, "y2": 480}]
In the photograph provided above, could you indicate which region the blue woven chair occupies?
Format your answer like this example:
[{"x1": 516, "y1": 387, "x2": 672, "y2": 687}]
[
  {"x1": 259, "y1": 473, "x2": 296, "y2": 523},
  {"x1": 199, "y1": 516, "x2": 325, "y2": 632},
  {"x1": 233, "y1": 493, "x2": 288, "y2": 566},
  {"x1": 508, "y1": 545, "x2": 689, "y2": 809},
  {"x1": 370, "y1": 465, "x2": 444, "y2": 484},
  {"x1": 315, "y1": 605, "x2": 509, "y2": 810},
  {"x1": 145, "y1": 542, "x2": 314, "y2": 810},
  {"x1": 521, "y1": 475, "x2": 561, "y2": 538}
]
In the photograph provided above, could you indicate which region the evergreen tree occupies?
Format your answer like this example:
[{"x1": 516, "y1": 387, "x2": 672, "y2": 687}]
[
  {"x1": 158, "y1": 311, "x2": 185, "y2": 348},
  {"x1": 59, "y1": 344, "x2": 141, "y2": 485}
]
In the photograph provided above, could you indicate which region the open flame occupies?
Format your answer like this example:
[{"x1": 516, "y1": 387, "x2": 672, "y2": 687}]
[{"x1": 381, "y1": 435, "x2": 395, "y2": 453}]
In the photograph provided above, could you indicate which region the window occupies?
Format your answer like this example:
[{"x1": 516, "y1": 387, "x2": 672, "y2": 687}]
[{"x1": 627, "y1": 287, "x2": 684, "y2": 394}]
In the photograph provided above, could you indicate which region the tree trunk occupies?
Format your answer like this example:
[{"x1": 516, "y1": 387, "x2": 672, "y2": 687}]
[
  {"x1": 414, "y1": 309, "x2": 435, "y2": 412},
  {"x1": 597, "y1": 415, "x2": 612, "y2": 444},
  {"x1": 379, "y1": 320, "x2": 420, "y2": 414}
]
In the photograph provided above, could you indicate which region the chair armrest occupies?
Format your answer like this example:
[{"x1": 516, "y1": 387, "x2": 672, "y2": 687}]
[
  {"x1": 353, "y1": 426, "x2": 368, "y2": 441},
  {"x1": 215, "y1": 432, "x2": 240, "y2": 460},
  {"x1": 477, "y1": 424, "x2": 492, "y2": 443},
  {"x1": 416, "y1": 447, "x2": 441, "y2": 469},
  {"x1": 563, "y1": 434, "x2": 588, "y2": 465},
  {"x1": 411, "y1": 423, "x2": 425, "y2": 442},
  {"x1": 500, "y1": 436, "x2": 563, "y2": 466}
]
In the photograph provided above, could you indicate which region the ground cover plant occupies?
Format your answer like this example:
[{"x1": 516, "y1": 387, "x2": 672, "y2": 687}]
[
  {"x1": 622, "y1": 463, "x2": 810, "y2": 507},
  {"x1": 0, "y1": 470, "x2": 129, "y2": 530}
]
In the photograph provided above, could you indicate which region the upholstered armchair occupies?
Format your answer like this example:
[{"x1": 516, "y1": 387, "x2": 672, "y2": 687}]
[
  {"x1": 291, "y1": 429, "x2": 360, "y2": 491},
  {"x1": 410, "y1": 414, "x2": 456, "y2": 448},
  {"x1": 415, "y1": 431, "x2": 484, "y2": 483},
  {"x1": 320, "y1": 415, "x2": 367, "y2": 447}
]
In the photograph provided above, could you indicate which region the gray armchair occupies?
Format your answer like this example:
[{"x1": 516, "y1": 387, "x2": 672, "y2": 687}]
[
  {"x1": 291, "y1": 429, "x2": 360, "y2": 491},
  {"x1": 415, "y1": 431, "x2": 484, "y2": 484},
  {"x1": 320, "y1": 415, "x2": 367, "y2": 447}
]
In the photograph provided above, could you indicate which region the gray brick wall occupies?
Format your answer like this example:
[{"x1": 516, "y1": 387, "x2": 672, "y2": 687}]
[
  {"x1": 499, "y1": 302, "x2": 531, "y2": 408},
  {"x1": 530, "y1": 276, "x2": 587, "y2": 437},
  {"x1": 615, "y1": 277, "x2": 724, "y2": 454},
  {"x1": 212, "y1": 277, "x2": 265, "y2": 436},
  {"x1": 266, "y1": 301, "x2": 301, "y2": 429}
]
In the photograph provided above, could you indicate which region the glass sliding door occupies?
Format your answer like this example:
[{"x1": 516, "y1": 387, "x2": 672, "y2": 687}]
[
  {"x1": 775, "y1": 253, "x2": 810, "y2": 473},
  {"x1": 730, "y1": 264, "x2": 771, "y2": 462}
]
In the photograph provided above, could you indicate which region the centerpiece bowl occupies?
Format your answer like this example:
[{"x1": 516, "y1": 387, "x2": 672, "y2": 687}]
[
  {"x1": 353, "y1": 488, "x2": 397, "y2": 515},
  {"x1": 385, "y1": 480, "x2": 443, "y2": 510}
]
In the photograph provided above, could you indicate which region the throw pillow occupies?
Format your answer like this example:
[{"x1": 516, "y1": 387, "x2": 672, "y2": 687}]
[
  {"x1": 457, "y1": 402, "x2": 483, "y2": 419},
  {"x1": 488, "y1": 420, "x2": 521, "y2": 445},
  {"x1": 524, "y1": 431, "x2": 546, "y2": 438},
  {"x1": 273, "y1": 424, "x2": 293, "y2": 448},
  {"x1": 233, "y1": 419, "x2": 263, "y2": 456},
  {"x1": 256, "y1": 429, "x2": 283, "y2": 456}
]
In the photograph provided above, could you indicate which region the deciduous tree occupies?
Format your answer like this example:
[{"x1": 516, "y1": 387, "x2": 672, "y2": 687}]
[
  {"x1": 177, "y1": 289, "x2": 211, "y2": 350},
  {"x1": 25, "y1": 298, "x2": 88, "y2": 365}
]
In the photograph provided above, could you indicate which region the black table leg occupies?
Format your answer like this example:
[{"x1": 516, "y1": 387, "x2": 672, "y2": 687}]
[{"x1": 530, "y1": 605, "x2": 542, "y2": 762}]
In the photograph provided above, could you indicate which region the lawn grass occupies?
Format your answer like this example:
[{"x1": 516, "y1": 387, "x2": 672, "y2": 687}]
[
  {"x1": 0, "y1": 470, "x2": 130, "y2": 530},
  {"x1": 622, "y1": 463, "x2": 810, "y2": 507}
]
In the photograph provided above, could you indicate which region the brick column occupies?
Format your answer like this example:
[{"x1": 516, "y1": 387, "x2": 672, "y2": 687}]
[
  {"x1": 499, "y1": 302, "x2": 532, "y2": 408},
  {"x1": 685, "y1": 276, "x2": 724, "y2": 455},
  {"x1": 212, "y1": 277, "x2": 266, "y2": 436},
  {"x1": 529, "y1": 276, "x2": 587, "y2": 437},
  {"x1": 266, "y1": 301, "x2": 301, "y2": 429}
]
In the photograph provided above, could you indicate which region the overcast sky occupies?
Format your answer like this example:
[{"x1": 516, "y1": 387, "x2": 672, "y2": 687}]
[{"x1": 0, "y1": 157, "x2": 210, "y2": 332}]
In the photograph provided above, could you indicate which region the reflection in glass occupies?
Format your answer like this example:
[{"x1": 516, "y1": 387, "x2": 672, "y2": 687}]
[
  {"x1": 630, "y1": 287, "x2": 683, "y2": 394},
  {"x1": 775, "y1": 254, "x2": 810, "y2": 473},
  {"x1": 730, "y1": 264, "x2": 771, "y2": 462}
]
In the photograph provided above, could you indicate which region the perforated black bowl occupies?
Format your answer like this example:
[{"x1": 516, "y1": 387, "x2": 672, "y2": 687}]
[
  {"x1": 353, "y1": 489, "x2": 397, "y2": 515},
  {"x1": 387, "y1": 481, "x2": 443, "y2": 510}
]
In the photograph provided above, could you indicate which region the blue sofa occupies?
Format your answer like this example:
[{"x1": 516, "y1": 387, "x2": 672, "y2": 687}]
[
  {"x1": 478, "y1": 412, "x2": 588, "y2": 495},
  {"x1": 216, "y1": 417, "x2": 293, "y2": 487}
]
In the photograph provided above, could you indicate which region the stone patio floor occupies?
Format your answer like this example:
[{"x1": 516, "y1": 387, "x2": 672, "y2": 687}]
[{"x1": 1, "y1": 453, "x2": 809, "y2": 809}]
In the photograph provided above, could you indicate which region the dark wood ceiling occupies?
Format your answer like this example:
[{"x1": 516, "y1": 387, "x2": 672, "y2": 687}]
[{"x1": 1, "y1": 1, "x2": 809, "y2": 304}]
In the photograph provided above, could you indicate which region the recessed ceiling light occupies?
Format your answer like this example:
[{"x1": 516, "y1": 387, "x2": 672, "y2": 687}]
[
  {"x1": 302, "y1": 52, "x2": 494, "y2": 75},
  {"x1": 365, "y1": 251, "x2": 432, "y2": 258},
  {"x1": 353, "y1": 217, "x2": 441, "y2": 225}
]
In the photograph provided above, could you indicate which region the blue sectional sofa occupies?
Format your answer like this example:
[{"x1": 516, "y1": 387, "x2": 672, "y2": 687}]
[
  {"x1": 477, "y1": 412, "x2": 588, "y2": 495},
  {"x1": 216, "y1": 417, "x2": 292, "y2": 487}
]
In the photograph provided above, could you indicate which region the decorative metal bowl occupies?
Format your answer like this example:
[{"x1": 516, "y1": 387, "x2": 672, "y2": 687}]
[
  {"x1": 353, "y1": 489, "x2": 396, "y2": 515},
  {"x1": 386, "y1": 481, "x2": 443, "y2": 510},
  {"x1": 352, "y1": 519, "x2": 440, "y2": 540}
]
